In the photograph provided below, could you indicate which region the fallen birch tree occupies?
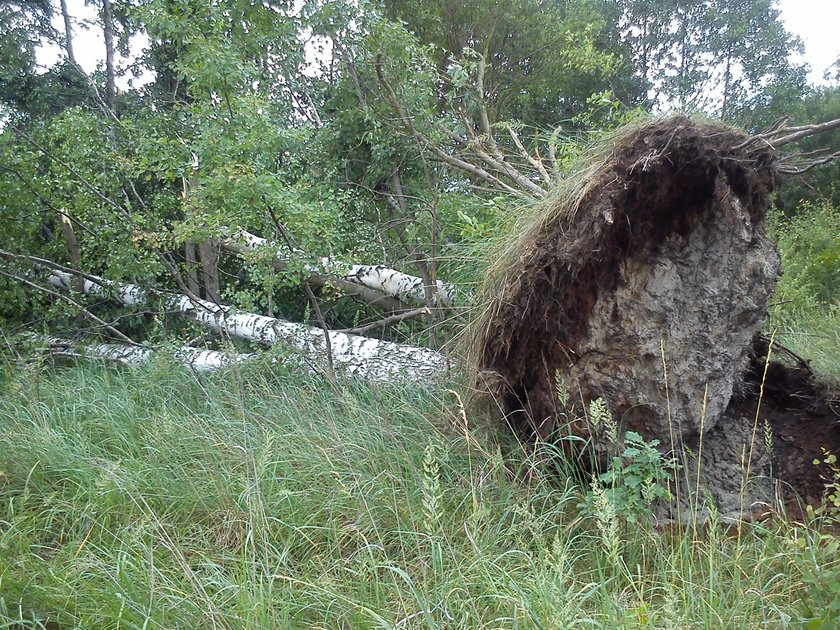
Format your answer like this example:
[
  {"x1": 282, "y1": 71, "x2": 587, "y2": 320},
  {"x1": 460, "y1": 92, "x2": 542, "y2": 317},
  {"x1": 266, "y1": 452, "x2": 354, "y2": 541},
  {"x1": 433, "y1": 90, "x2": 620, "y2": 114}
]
[
  {"x1": 221, "y1": 234, "x2": 412, "y2": 313},
  {"x1": 29, "y1": 334, "x2": 253, "y2": 371},
  {"x1": 226, "y1": 230, "x2": 457, "y2": 307},
  {"x1": 46, "y1": 269, "x2": 447, "y2": 382}
]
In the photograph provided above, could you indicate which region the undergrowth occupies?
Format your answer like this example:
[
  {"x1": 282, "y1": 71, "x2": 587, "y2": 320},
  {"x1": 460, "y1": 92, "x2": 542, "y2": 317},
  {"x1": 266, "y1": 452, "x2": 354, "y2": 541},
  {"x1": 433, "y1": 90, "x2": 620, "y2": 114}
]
[
  {"x1": 769, "y1": 200, "x2": 840, "y2": 377},
  {"x1": 0, "y1": 358, "x2": 837, "y2": 628}
]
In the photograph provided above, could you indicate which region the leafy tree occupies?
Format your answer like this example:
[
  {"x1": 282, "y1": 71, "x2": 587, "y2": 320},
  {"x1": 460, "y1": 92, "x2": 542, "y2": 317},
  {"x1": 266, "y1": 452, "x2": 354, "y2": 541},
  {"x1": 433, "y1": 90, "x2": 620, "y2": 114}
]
[
  {"x1": 0, "y1": 1, "x2": 84, "y2": 119},
  {"x1": 0, "y1": 0, "x2": 831, "y2": 355},
  {"x1": 382, "y1": 0, "x2": 621, "y2": 127},
  {"x1": 599, "y1": 0, "x2": 807, "y2": 122}
]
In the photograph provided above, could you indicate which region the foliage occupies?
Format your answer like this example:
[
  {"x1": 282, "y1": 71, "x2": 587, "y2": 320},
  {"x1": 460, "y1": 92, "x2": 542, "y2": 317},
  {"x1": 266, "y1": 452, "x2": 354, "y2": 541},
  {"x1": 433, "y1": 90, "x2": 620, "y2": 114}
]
[
  {"x1": 0, "y1": 0, "x2": 54, "y2": 117},
  {"x1": 581, "y1": 428, "x2": 675, "y2": 525},
  {"x1": 383, "y1": 0, "x2": 620, "y2": 127},
  {"x1": 766, "y1": 200, "x2": 840, "y2": 377},
  {"x1": 0, "y1": 2, "x2": 837, "y2": 624},
  {"x1": 769, "y1": 200, "x2": 840, "y2": 313},
  {"x1": 0, "y1": 0, "x2": 837, "y2": 354},
  {"x1": 598, "y1": 0, "x2": 807, "y2": 121}
]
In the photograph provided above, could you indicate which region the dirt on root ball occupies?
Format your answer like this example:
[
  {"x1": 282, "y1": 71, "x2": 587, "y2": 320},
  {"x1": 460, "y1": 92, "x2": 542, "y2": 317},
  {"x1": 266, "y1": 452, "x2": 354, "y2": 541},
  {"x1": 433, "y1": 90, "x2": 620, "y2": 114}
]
[
  {"x1": 738, "y1": 338, "x2": 840, "y2": 510},
  {"x1": 471, "y1": 115, "x2": 777, "y2": 442}
]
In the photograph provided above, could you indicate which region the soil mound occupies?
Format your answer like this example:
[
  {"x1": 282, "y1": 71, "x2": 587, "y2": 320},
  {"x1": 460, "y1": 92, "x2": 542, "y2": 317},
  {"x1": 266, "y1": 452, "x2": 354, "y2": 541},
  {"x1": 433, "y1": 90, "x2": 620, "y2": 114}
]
[{"x1": 469, "y1": 115, "x2": 838, "y2": 515}]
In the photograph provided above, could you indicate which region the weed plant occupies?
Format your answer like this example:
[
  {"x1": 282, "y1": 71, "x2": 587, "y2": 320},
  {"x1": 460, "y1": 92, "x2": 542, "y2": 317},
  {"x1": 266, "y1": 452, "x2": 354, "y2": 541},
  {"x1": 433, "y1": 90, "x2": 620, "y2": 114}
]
[{"x1": 0, "y1": 355, "x2": 837, "y2": 628}]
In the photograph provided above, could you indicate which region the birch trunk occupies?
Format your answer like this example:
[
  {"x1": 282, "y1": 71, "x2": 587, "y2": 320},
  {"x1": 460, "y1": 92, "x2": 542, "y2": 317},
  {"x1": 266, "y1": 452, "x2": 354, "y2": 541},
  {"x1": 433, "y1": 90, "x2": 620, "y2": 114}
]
[
  {"x1": 221, "y1": 239, "x2": 410, "y2": 313},
  {"x1": 228, "y1": 230, "x2": 457, "y2": 306},
  {"x1": 46, "y1": 271, "x2": 447, "y2": 382},
  {"x1": 34, "y1": 335, "x2": 252, "y2": 372}
]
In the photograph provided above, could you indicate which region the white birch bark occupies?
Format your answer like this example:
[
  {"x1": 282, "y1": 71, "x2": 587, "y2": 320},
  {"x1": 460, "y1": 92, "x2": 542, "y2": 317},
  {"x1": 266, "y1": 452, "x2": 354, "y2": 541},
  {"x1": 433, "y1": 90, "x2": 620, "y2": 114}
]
[
  {"x1": 230, "y1": 230, "x2": 457, "y2": 306},
  {"x1": 33, "y1": 335, "x2": 251, "y2": 371},
  {"x1": 47, "y1": 271, "x2": 447, "y2": 382}
]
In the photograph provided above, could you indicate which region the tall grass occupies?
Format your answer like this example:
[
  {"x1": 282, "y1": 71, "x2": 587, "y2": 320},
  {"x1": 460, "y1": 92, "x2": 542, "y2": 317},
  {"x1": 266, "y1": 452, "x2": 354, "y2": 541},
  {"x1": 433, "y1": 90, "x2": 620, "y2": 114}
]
[{"x1": 0, "y1": 356, "x2": 835, "y2": 628}]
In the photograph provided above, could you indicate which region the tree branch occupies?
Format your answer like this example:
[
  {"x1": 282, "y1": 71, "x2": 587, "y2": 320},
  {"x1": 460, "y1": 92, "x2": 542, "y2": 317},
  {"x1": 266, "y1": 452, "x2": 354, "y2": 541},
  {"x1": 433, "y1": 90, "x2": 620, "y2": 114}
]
[
  {"x1": 777, "y1": 150, "x2": 840, "y2": 175},
  {"x1": 506, "y1": 124, "x2": 553, "y2": 184},
  {"x1": 372, "y1": 56, "x2": 531, "y2": 198},
  {"x1": 336, "y1": 307, "x2": 430, "y2": 334},
  {"x1": 736, "y1": 117, "x2": 840, "y2": 151}
]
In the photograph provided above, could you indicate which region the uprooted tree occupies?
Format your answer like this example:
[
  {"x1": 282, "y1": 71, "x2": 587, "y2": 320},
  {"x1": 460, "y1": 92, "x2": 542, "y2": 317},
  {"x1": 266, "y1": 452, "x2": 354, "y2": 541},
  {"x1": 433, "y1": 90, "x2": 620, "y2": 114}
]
[
  {"x1": 469, "y1": 115, "x2": 839, "y2": 519},
  {"x1": 2, "y1": 0, "x2": 839, "y2": 521}
]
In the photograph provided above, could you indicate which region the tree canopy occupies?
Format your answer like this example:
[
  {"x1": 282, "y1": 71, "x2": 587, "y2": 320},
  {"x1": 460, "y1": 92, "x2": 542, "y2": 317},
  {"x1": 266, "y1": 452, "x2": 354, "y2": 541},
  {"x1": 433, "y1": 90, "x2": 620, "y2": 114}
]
[{"x1": 0, "y1": 0, "x2": 837, "y2": 352}]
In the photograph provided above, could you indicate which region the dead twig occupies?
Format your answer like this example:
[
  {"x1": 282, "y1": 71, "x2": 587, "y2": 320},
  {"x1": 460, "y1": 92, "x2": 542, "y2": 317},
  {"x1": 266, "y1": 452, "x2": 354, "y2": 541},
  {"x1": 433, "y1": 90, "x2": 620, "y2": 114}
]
[
  {"x1": 336, "y1": 307, "x2": 431, "y2": 334},
  {"x1": 736, "y1": 117, "x2": 840, "y2": 151},
  {"x1": 777, "y1": 150, "x2": 840, "y2": 175}
]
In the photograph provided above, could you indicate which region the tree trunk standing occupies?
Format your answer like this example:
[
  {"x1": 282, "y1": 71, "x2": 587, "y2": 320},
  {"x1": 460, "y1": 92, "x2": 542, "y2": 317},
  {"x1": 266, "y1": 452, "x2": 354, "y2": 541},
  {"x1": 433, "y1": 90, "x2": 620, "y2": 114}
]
[
  {"x1": 198, "y1": 238, "x2": 221, "y2": 303},
  {"x1": 59, "y1": 0, "x2": 77, "y2": 65},
  {"x1": 182, "y1": 176, "x2": 220, "y2": 303},
  {"x1": 722, "y1": 56, "x2": 731, "y2": 118},
  {"x1": 101, "y1": 0, "x2": 117, "y2": 114},
  {"x1": 384, "y1": 170, "x2": 443, "y2": 347},
  {"x1": 185, "y1": 239, "x2": 200, "y2": 296}
]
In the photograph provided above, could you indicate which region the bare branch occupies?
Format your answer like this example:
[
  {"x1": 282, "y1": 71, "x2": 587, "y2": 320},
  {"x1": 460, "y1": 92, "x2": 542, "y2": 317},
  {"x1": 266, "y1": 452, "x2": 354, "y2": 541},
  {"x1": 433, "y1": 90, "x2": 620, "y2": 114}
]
[
  {"x1": 372, "y1": 55, "x2": 534, "y2": 199},
  {"x1": 336, "y1": 307, "x2": 430, "y2": 334},
  {"x1": 335, "y1": 42, "x2": 369, "y2": 108},
  {"x1": 768, "y1": 117, "x2": 840, "y2": 148},
  {"x1": 449, "y1": 103, "x2": 548, "y2": 198},
  {"x1": 302, "y1": 280, "x2": 340, "y2": 395},
  {"x1": 777, "y1": 150, "x2": 840, "y2": 175},
  {"x1": 475, "y1": 54, "x2": 493, "y2": 138},
  {"x1": 546, "y1": 129, "x2": 562, "y2": 180},
  {"x1": 506, "y1": 124, "x2": 553, "y2": 185},
  {"x1": 736, "y1": 117, "x2": 840, "y2": 151}
]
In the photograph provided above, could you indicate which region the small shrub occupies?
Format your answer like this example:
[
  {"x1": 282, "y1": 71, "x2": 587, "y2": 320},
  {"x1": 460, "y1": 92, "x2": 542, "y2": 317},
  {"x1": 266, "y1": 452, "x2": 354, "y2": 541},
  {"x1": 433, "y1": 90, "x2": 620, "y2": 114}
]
[{"x1": 580, "y1": 400, "x2": 676, "y2": 525}]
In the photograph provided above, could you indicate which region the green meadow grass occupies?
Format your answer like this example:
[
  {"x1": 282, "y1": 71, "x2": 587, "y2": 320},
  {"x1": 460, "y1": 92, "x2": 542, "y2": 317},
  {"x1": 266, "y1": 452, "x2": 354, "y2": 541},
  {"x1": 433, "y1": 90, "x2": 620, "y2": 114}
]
[
  {"x1": 0, "y1": 356, "x2": 836, "y2": 629},
  {"x1": 771, "y1": 304, "x2": 840, "y2": 378}
]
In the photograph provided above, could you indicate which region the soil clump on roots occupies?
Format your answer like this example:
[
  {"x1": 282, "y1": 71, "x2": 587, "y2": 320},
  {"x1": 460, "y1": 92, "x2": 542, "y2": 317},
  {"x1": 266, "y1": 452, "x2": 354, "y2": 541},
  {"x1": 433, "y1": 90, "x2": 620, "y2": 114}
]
[{"x1": 469, "y1": 114, "x2": 839, "y2": 517}]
